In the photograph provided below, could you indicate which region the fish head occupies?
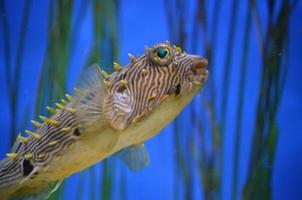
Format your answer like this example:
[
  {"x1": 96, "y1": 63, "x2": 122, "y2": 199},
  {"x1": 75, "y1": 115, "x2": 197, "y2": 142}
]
[
  {"x1": 104, "y1": 42, "x2": 209, "y2": 130},
  {"x1": 146, "y1": 42, "x2": 209, "y2": 95}
]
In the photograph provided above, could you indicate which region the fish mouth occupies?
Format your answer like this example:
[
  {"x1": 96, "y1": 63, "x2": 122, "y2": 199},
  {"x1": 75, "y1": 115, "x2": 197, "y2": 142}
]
[
  {"x1": 176, "y1": 57, "x2": 209, "y2": 95},
  {"x1": 192, "y1": 57, "x2": 209, "y2": 83}
]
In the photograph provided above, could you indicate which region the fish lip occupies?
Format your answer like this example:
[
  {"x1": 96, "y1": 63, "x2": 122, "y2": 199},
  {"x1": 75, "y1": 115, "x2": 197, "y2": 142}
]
[{"x1": 195, "y1": 58, "x2": 208, "y2": 69}]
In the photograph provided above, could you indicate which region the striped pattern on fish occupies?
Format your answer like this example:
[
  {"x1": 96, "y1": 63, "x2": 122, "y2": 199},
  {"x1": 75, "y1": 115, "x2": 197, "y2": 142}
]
[{"x1": 0, "y1": 42, "x2": 208, "y2": 199}]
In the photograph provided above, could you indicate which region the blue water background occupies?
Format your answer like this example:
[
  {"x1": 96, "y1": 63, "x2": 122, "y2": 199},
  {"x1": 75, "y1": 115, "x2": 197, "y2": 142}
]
[{"x1": 0, "y1": 0, "x2": 302, "y2": 199}]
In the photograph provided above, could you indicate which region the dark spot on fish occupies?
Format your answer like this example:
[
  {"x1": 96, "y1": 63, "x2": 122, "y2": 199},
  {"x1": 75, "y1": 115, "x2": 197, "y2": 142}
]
[
  {"x1": 73, "y1": 128, "x2": 81, "y2": 136},
  {"x1": 117, "y1": 85, "x2": 126, "y2": 93},
  {"x1": 22, "y1": 159, "x2": 33, "y2": 177},
  {"x1": 175, "y1": 84, "x2": 181, "y2": 95}
]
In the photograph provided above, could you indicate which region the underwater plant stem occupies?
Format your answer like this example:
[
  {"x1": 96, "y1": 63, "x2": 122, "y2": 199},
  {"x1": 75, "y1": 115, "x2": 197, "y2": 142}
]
[
  {"x1": 0, "y1": 1, "x2": 12, "y2": 93},
  {"x1": 220, "y1": 0, "x2": 239, "y2": 133},
  {"x1": 34, "y1": 1, "x2": 73, "y2": 199},
  {"x1": 231, "y1": 1, "x2": 252, "y2": 199},
  {"x1": 11, "y1": 0, "x2": 32, "y2": 142},
  {"x1": 76, "y1": 171, "x2": 86, "y2": 200},
  {"x1": 89, "y1": 167, "x2": 96, "y2": 200},
  {"x1": 243, "y1": 1, "x2": 293, "y2": 199},
  {"x1": 163, "y1": 0, "x2": 176, "y2": 43},
  {"x1": 190, "y1": 0, "x2": 223, "y2": 198},
  {"x1": 0, "y1": 0, "x2": 32, "y2": 146},
  {"x1": 87, "y1": 1, "x2": 120, "y2": 199},
  {"x1": 173, "y1": 117, "x2": 194, "y2": 200},
  {"x1": 164, "y1": 1, "x2": 198, "y2": 199},
  {"x1": 101, "y1": 161, "x2": 114, "y2": 200},
  {"x1": 251, "y1": 0, "x2": 264, "y2": 56}
]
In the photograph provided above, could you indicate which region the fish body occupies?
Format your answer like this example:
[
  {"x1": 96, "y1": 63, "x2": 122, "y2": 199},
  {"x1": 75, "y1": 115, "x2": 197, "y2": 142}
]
[{"x1": 0, "y1": 42, "x2": 208, "y2": 199}]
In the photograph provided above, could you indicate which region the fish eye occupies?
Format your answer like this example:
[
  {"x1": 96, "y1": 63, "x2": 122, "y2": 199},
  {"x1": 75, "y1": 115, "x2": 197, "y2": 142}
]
[
  {"x1": 156, "y1": 48, "x2": 168, "y2": 58},
  {"x1": 150, "y1": 45, "x2": 173, "y2": 65}
]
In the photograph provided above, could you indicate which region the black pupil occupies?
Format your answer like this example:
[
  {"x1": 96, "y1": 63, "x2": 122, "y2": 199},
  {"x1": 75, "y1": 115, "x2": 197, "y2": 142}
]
[{"x1": 157, "y1": 48, "x2": 168, "y2": 58}]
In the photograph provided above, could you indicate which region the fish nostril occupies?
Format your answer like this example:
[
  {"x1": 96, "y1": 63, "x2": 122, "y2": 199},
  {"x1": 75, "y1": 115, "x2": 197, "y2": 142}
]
[{"x1": 195, "y1": 59, "x2": 208, "y2": 69}]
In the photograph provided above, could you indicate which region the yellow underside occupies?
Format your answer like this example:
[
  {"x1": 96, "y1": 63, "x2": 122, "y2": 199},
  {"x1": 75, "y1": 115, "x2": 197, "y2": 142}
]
[{"x1": 9, "y1": 86, "x2": 201, "y2": 198}]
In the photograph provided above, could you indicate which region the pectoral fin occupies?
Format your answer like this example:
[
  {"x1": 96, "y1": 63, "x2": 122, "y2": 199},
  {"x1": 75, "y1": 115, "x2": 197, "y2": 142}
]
[
  {"x1": 113, "y1": 144, "x2": 150, "y2": 172},
  {"x1": 74, "y1": 64, "x2": 107, "y2": 135}
]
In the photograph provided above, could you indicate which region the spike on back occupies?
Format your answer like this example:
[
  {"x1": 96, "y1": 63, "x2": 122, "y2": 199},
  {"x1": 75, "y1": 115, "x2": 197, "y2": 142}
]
[
  {"x1": 113, "y1": 62, "x2": 122, "y2": 72},
  {"x1": 103, "y1": 80, "x2": 112, "y2": 89},
  {"x1": 39, "y1": 116, "x2": 60, "y2": 126},
  {"x1": 6, "y1": 153, "x2": 18, "y2": 159},
  {"x1": 56, "y1": 103, "x2": 65, "y2": 110},
  {"x1": 128, "y1": 53, "x2": 136, "y2": 62},
  {"x1": 118, "y1": 80, "x2": 128, "y2": 91},
  {"x1": 173, "y1": 45, "x2": 182, "y2": 53},
  {"x1": 25, "y1": 130, "x2": 41, "y2": 139},
  {"x1": 65, "y1": 94, "x2": 73, "y2": 102},
  {"x1": 47, "y1": 106, "x2": 58, "y2": 115},
  {"x1": 17, "y1": 135, "x2": 28, "y2": 143},
  {"x1": 31, "y1": 120, "x2": 42, "y2": 127},
  {"x1": 145, "y1": 46, "x2": 150, "y2": 53},
  {"x1": 100, "y1": 70, "x2": 109, "y2": 79},
  {"x1": 65, "y1": 107, "x2": 75, "y2": 113},
  {"x1": 61, "y1": 99, "x2": 68, "y2": 105}
]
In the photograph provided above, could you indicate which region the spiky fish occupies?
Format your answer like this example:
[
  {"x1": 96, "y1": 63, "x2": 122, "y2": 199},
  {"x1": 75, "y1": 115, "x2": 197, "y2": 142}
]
[{"x1": 0, "y1": 42, "x2": 208, "y2": 199}]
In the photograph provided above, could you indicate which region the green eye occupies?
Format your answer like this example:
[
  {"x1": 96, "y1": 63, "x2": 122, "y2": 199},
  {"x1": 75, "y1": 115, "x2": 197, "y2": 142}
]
[
  {"x1": 156, "y1": 48, "x2": 168, "y2": 58},
  {"x1": 150, "y1": 45, "x2": 172, "y2": 65}
]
